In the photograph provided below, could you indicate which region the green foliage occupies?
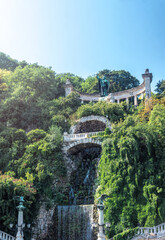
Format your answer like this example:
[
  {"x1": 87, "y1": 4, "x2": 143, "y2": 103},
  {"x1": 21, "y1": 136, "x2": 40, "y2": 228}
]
[
  {"x1": 155, "y1": 80, "x2": 165, "y2": 98},
  {"x1": 0, "y1": 52, "x2": 19, "y2": 71},
  {"x1": 81, "y1": 70, "x2": 140, "y2": 94},
  {"x1": 113, "y1": 227, "x2": 139, "y2": 240},
  {"x1": 0, "y1": 172, "x2": 36, "y2": 231},
  {"x1": 0, "y1": 128, "x2": 27, "y2": 172},
  {"x1": 27, "y1": 129, "x2": 47, "y2": 144},
  {"x1": 98, "y1": 69, "x2": 140, "y2": 93},
  {"x1": 11, "y1": 127, "x2": 66, "y2": 193},
  {"x1": 97, "y1": 107, "x2": 165, "y2": 237},
  {"x1": 74, "y1": 101, "x2": 129, "y2": 123},
  {"x1": 0, "y1": 64, "x2": 65, "y2": 130},
  {"x1": 56, "y1": 73, "x2": 84, "y2": 92},
  {"x1": 0, "y1": 52, "x2": 164, "y2": 239},
  {"x1": 81, "y1": 76, "x2": 98, "y2": 93}
]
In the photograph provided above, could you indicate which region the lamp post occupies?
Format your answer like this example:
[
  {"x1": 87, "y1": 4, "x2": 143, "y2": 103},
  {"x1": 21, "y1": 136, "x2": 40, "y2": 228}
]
[
  {"x1": 16, "y1": 196, "x2": 25, "y2": 240},
  {"x1": 10, "y1": 196, "x2": 32, "y2": 240},
  {"x1": 10, "y1": 196, "x2": 29, "y2": 240},
  {"x1": 92, "y1": 194, "x2": 110, "y2": 240}
]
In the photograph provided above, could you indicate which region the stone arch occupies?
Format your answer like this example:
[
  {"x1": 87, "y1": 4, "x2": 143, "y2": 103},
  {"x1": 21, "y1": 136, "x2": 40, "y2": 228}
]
[
  {"x1": 64, "y1": 138, "x2": 102, "y2": 155},
  {"x1": 70, "y1": 115, "x2": 111, "y2": 134}
]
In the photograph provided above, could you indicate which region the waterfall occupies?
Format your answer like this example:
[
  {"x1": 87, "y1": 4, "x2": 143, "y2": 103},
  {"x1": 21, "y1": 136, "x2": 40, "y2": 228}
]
[
  {"x1": 69, "y1": 186, "x2": 75, "y2": 205},
  {"x1": 83, "y1": 169, "x2": 90, "y2": 185},
  {"x1": 57, "y1": 205, "x2": 94, "y2": 240}
]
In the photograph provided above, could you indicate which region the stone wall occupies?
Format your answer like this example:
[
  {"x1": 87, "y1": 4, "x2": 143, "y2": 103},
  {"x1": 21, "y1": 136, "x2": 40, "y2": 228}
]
[{"x1": 32, "y1": 203, "x2": 55, "y2": 240}]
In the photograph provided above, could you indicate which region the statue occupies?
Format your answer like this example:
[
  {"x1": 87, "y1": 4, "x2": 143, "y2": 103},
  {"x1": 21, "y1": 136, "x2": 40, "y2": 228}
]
[{"x1": 96, "y1": 74, "x2": 110, "y2": 97}]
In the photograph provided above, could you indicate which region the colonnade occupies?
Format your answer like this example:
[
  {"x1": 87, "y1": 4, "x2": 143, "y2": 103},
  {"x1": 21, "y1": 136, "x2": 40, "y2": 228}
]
[{"x1": 64, "y1": 69, "x2": 152, "y2": 107}]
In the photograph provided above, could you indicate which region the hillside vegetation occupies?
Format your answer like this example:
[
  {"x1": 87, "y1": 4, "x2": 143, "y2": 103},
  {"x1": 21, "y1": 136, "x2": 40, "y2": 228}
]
[{"x1": 0, "y1": 52, "x2": 164, "y2": 239}]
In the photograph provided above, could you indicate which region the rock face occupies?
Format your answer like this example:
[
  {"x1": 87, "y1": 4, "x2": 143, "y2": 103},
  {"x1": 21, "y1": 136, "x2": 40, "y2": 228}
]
[
  {"x1": 32, "y1": 203, "x2": 55, "y2": 240},
  {"x1": 75, "y1": 120, "x2": 106, "y2": 133}
]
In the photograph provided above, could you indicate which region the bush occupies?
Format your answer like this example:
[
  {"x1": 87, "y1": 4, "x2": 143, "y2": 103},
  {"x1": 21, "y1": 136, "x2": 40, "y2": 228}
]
[{"x1": 113, "y1": 227, "x2": 139, "y2": 240}]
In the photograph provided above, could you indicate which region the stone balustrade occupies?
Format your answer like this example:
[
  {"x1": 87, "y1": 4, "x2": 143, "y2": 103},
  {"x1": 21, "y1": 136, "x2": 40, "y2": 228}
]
[
  {"x1": 0, "y1": 231, "x2": 15, "y2": 240},
  {"x1": 131, "y1": 222, "x2": 165, "y2": 240},
  {"x1": 138, "y1": 223, "x2": 165, "y2": 236},
  {"x1": 64, "y1": 131, "x2": 104, "y2": 142}
]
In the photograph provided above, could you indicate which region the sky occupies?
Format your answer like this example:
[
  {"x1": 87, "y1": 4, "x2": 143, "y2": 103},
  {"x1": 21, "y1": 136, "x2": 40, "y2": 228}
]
[{"x1": 0, "y1": 0, "x2": 165, "y2": 91}]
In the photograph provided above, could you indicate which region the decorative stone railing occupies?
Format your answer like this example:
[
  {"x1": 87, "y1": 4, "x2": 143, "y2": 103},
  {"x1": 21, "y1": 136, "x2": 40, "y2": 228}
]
[
  {"x1": 131, "y1": 223, "x2": 165, "y2": 239},
  {"x1": 138, "y1": 223, "x2": 165, "y2": 235},
  {"x1": 64, "y1": 131, "x2": 104, "y2": 142},
  {"x1": 0, "y1": 230, "x2": 15, "y2": 240}
]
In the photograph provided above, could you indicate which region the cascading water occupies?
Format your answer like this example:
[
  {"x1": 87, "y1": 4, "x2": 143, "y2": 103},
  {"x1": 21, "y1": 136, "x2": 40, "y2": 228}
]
[
  {"x1": 57, "y1": 205, "x2": 94, "y2": 240},
  {"x1": 56, "y1": 146, "x2": 101, "y2": 239}
]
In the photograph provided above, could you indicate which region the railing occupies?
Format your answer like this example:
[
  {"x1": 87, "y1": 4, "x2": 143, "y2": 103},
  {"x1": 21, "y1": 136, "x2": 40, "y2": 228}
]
[
  {"x1": 135, "y1": 223, "x2": 165, "y2": 238},
  {"x1": 0, "y1": 231, "x2": 15, "y2": 240},
  {"x1": 63, "y1": 131, "x2": 104, "y2": 142}
]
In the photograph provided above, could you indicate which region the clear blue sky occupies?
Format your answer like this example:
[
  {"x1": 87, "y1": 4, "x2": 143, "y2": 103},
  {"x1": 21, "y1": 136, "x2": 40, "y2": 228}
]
[{"x1": 0, "y1": 0, "x2": 165, "y2": 91}]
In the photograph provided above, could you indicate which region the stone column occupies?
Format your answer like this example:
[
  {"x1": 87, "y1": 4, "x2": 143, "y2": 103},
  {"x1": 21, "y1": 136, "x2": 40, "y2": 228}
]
[
  {"x1": 16, "y1": 210, "x2": 24, "y2": 240},
  {"x1": 117, "y1": 99, "x2": 120, "y2": 104},
  {"x1": 98, "y1": 204, "x2": 106, "y2": 240},
  {"x1": 64, "y1": 79, "x2": 73, "y2": 97},
  {"x1": 109, "y1": 93, "x2": 115, "y2": 103},
  {"x1": 16, "y1": 197, "x2": 25, "y2": 240},
  {"x1": 134, "y1": 95, "x2": 138, "y2": 106},
  {"x1": 142, "y1": 69, "x2": 153, "y2": 99}
]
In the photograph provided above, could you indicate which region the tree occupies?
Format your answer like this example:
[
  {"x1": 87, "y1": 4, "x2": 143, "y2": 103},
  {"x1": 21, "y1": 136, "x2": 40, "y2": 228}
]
[
  {"x1": 0, "y1": 65, "x2": 65, "y2": 130},
  {"x1": 56, "y1": 73, "x2": 84, "y2": 92},
  {"x1": 98, "y1": 69, "x2": 140, "y2": 93},
  {"x1": 0, "y1": 172, "x2": 36, "y2": 232},
  {"x1": 96, "y1": 112, "x2": 165, "y2": 238},
  {"x1": 0, "y1": 52, "x2": 19, "y2": 71},
  {"x1": 81, "y1": 70, "x2": 140, "y2": 94},
  {"x1": 155, "y1": 80, "x2": 165, "y2": 97}
]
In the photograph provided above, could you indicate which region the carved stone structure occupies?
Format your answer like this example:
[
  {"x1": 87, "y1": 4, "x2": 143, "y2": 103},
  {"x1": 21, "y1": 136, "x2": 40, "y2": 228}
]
[
  {"x1": 63, "y1": 115, "x2": 110, "y2": 155},
  {"x1": 70, "y1": 115, "x2": 111, "y2": 134},
  {"x1": 64, "y1": 69, "x2": 152, "y2": 106},
  {"x1": 64, "y1": 79, "x2": 74, "y2": 97},
  {"x1": 131, "y1": 222, "x2": 165, "y2": 240},
  {"x1": 63, "y1": 137, "x2": 102, "y2": 155}
]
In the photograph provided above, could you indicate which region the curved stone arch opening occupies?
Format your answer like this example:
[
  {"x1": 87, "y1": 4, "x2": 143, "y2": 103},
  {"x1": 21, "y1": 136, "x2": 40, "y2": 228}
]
[
  {"x1": 64, "y1": 138, "x2": 102, "y2": 155},
  {"x1": 70, "y1": 115, "x2": 111, "y2": 134},
  {"x1": 64, "y1": 138, "x2": 102, "y2": 205}
]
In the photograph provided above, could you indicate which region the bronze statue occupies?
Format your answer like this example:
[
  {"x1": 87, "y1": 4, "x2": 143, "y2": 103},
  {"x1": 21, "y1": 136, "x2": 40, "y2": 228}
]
[{"x1": 96, "y1": 74, "x2": 110, "y2": 97}]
